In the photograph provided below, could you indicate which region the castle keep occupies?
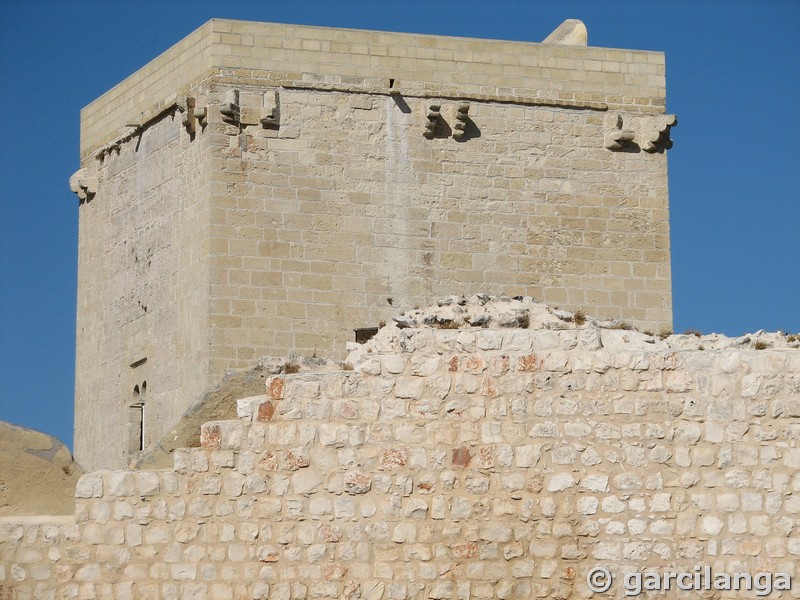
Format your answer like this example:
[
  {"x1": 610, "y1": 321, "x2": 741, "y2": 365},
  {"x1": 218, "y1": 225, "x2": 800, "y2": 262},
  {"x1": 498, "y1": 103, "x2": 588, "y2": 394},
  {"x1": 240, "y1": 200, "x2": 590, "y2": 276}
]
[
  {"x1": 7, "y1": 21, "x2": 800, "y2": 600},
  {"x1": 68, "y1": 19, "x2": 675, "y2": 470}
]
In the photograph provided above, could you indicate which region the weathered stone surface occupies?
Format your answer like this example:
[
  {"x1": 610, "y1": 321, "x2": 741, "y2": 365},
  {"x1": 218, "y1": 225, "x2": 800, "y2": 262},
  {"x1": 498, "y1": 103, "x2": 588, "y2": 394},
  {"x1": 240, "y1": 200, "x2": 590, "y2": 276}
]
[{"x1": 343, "y1": 470, "x2": 372, "y2": 495}]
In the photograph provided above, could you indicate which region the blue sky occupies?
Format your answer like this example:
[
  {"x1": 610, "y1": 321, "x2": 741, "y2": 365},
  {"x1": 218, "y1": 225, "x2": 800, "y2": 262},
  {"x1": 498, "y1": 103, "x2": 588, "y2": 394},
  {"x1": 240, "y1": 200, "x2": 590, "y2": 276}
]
[{"x1": 1, "y1": 1, "x2": 798, "y2": 453}]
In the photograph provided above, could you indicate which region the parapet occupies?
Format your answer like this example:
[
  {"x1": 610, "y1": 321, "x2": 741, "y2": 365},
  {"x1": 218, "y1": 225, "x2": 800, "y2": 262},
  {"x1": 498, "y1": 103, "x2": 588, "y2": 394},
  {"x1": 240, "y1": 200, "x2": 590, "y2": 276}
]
[{"x1": 80, "y1": 19, "x2": 666, "y2": 159}]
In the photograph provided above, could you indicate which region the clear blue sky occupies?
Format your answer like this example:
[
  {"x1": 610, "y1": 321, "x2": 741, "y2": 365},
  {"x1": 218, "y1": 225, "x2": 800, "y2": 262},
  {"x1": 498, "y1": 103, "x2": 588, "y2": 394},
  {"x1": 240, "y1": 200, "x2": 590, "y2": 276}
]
[{"x1": 1, "y1": 1, "x2": 798, "y2": 453}]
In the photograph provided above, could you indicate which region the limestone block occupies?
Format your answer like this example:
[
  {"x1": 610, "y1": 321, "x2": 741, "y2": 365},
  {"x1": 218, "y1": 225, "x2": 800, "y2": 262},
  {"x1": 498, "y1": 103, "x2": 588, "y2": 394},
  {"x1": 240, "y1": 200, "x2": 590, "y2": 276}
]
[
  {"x1": 422, "y1": 104, "x2": 442, "y2": 140},
  {"x1": 604, "y1": 114, "x2": 637, "y2": 151},
  {"x1": 106, "y1": 472, "x2": 135, "y2": 497},
  {"x1": 343, "y1": 470, "x2": 372, "y2": 495},
  {"x1": 291, "y1": 469, "x2": 324, "y2": 496},
  {"x1": 219, "y1": 472, "x2": 244, "y2": 497},
  {"x1": 700, "y1": 515, "x2": 724, "y2": 536},
  {"x1": 409, "y1": 355, "x2": 439, "y2": 377},
  {"x1": 404, "y1": 498, "x2": 427, "y2": 518},
  {"x1": 381, "y1": 355, "x2": 407, "y2": 375},
  {"x1": 394, "y1": 377, "x2": 425, "y2": 399},
  {"x1": 546, "y1": 474, "x2": 575, "y2": 492},
  {"x1": 68, "y1": 168, "x2": 98, "y2": 202},
  {"x1": 580, "y1": 474, "x2": 609, "y2": 493},
  {"x1": 75, "y1": 473, "x2": 103, "y2": 499},
  {"x1": 236, "y1": 396, "x2": 265, "y2": 420}
]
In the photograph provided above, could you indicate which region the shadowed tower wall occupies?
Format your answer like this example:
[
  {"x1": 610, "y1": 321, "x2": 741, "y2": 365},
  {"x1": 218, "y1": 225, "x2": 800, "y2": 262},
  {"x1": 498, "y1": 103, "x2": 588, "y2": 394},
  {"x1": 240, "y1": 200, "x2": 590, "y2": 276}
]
[{"x1": 71, "y1": 20, "x2": 675, "y2": 470}]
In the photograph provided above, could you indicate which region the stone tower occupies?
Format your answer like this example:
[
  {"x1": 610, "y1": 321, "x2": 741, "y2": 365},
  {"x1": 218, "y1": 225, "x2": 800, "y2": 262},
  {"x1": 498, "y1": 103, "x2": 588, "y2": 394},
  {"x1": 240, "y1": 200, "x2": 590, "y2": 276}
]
[{"x1": 70, "y1": 19, "x2": 675, "y2": 470}]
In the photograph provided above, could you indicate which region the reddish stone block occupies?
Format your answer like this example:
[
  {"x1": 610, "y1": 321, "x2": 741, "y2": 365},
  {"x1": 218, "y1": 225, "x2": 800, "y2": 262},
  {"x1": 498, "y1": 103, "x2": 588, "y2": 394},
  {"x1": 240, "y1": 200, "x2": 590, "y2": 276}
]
[
  {"x1": 257, "y1": 401, "x2": 275, "y2": 421},
  {"x1": 527, "y1": 473, "x2": 544, "y2": 493},
  {"x1": 476, "y1": 446, "x2": 494, "y2": 469},
  {"x1": 380, "y1": 448, "x2": 408, "y2": 469},
  {"x1": 417, "y1": 480, "x2": 435, "y2": 492},
  {"x1": 451, "y1": 542, "x2": 478, "y2": 559},
  {"x1": 336, "y1": 400, "x2": 357, "y2": 419},
  {"x1": 452, "y1": 446, "x2": 472, "y2": 468},
  {"x1": 448, "y1": 356, "x2": 459, "y2": 372},
  {"x1": 320, "y1": 524, "x2": 343, "y2": 542},
  {"x1": 260, "y1": 451, "x2": 278, "y2": 472},
  {"x1": 259, "y1": 548, "x2": 279, "y2": 563},
  {"x1": 267, "y1": 376, "x2": 285, "y2": 399},
  {"x1": 200, "y1": 424, "x2": 221, "y2": 449},
  {"x1": 518, "y1": 354, "x2": 539, "y2": 372},
  {"x1": 323, "y1": 564, "x2": 348, "y2": 580},
  {"x1": 491, "y1": 355, "x2": 510, "y2": 373},
  {"x1": 464, "y1": 355, "x2": 486, "y2": 373},
  {"x1": 343, "y1": 470, "x2": 372, "y2": 494},
  {"x1": 284, "y1": 449, "x2": 310, "y2": 470},
  {"x1": 368, "y1": 424, "x2": 392, "y2": 443}
]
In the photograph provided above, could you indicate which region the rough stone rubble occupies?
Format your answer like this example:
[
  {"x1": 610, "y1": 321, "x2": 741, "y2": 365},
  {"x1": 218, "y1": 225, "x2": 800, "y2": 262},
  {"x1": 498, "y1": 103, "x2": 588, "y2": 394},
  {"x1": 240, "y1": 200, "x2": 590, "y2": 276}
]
[{"x1": 348, "y1": 294, "x2": 799, "y2": 362}]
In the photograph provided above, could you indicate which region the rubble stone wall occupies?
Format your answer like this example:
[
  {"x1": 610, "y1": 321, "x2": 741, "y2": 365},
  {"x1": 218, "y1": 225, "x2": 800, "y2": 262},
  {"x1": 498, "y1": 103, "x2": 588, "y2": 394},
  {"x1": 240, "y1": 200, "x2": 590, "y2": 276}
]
[{"x1": 5, "y1": 300, "x2": 800, "y2": 599}]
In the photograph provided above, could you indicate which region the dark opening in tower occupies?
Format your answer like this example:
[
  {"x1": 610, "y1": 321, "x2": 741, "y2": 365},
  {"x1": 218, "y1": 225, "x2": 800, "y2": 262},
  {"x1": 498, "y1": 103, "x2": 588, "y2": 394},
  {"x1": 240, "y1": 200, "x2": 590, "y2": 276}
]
[{"x1": 129, "y1": 383, "x2": 145, "y2": 453}]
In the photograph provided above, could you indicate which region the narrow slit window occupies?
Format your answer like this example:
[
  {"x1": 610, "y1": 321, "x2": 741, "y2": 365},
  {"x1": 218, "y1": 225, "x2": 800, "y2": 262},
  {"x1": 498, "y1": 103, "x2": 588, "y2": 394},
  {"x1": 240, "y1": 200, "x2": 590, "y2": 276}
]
[{"x1": 129, "y1": 385, "x2": 144, "y2": 453}]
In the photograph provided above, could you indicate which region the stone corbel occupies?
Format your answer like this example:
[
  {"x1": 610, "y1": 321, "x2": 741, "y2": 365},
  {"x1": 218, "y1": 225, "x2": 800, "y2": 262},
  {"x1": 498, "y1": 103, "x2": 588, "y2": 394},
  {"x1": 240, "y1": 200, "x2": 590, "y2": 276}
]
[
  {"x1": 219, "y1": 89, "x2": 240, "y2": 125},
  {"x1": 181, "y1": 97, "x2": 208, "y2": 135},
  {"x1": 423, "y1": 104, "x2": 442, "y2": 139},
  {"x1": 260, "y1": 90, "x2": 280, "y2": 129},
  {"x1": 452, "y1": 102, "x2": 470, "y2": 141},
  {"x1": 239, "y1": 91, "x2": 280, "y2": 130},
  {"x1": 69, "y1": 168, "x2": 98, "y2": 203},
  {"x1": 642, "y1": 114, "x2": 677, "y2": 153},
  {"x1": 604, "y1": 114, "x2": 637, "y2": 151}
]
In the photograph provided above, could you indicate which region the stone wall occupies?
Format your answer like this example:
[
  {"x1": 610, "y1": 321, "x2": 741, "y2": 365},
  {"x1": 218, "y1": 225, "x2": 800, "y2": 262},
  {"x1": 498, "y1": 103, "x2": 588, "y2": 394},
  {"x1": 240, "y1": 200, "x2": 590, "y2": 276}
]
[
  {"x1": 5, "y1": 298, "x2": 800, "y2": 600},
  {"x1": 72, "y1": 20, "x2": 675, "y2": 469}
]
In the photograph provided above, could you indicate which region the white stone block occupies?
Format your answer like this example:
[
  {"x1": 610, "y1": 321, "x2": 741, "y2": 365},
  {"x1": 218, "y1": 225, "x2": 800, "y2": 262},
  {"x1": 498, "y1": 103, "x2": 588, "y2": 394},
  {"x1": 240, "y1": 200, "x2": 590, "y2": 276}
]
[
  {"x1": 581, "y1": 474, "x2": 609, "y2": 493},
  {"x1": 234, "y1": 395, "x2": 261, "y2": 419},
  {"x1": 546, "y1": 473, "x2": 575, "y2": 492},
  {"x1": 700, "y1": 515, "x2": 724, "y2": 536},
  {"x1": 75, "y1": 473, "x2": 104, "y2": 498}
]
